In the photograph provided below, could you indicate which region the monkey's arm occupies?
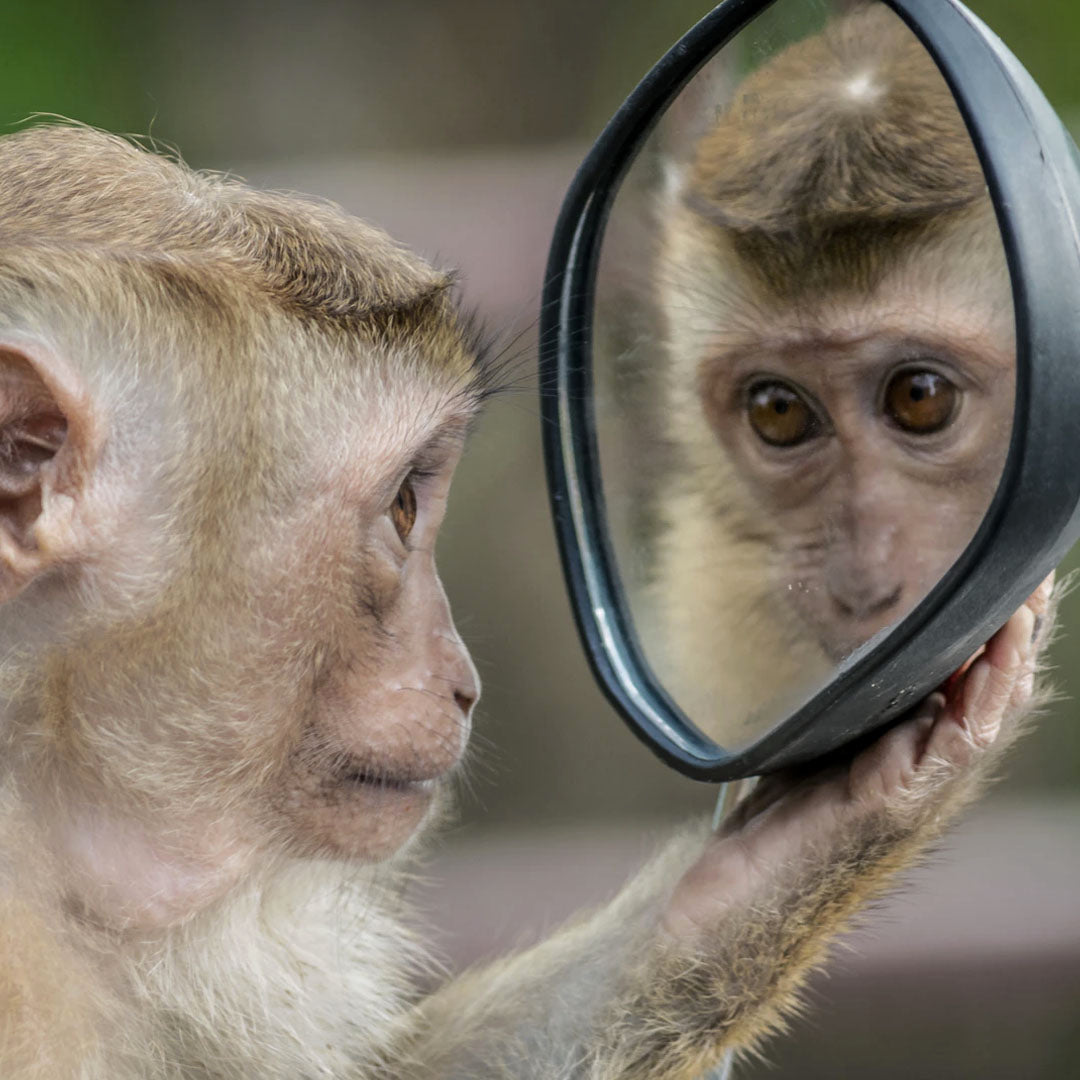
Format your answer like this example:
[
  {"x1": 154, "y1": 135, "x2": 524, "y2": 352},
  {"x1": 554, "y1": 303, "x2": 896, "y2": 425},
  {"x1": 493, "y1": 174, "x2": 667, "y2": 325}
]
[{"x1": 401, "y1": 580, "x2": 1050, "y2": 1080}]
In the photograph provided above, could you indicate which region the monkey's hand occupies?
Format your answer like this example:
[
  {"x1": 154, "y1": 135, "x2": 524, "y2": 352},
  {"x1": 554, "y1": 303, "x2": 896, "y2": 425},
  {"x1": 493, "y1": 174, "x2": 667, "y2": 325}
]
[
  {"x1": 404, "y1": 580, "x2": 1052, "y2": 1080},
  {"x1": 593, "y1": 575, "x2": 1053, "y2": 1078}
]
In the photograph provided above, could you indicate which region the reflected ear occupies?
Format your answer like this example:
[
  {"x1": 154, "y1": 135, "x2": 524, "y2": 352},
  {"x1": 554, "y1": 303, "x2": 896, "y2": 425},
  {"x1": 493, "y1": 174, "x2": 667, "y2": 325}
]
[{"x1": 0, "y1": 340, "x2": 98, "y2": 598}]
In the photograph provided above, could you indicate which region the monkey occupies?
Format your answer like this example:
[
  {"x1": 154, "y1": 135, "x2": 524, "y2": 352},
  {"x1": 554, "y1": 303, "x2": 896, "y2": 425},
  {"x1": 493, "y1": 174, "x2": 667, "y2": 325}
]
[
  {"x1": 0, "y1": 118, "x2": 1051, "y2": 1080},
  {"x1": 633, "y1": 1, "x2": 1020, "y2": 744}
]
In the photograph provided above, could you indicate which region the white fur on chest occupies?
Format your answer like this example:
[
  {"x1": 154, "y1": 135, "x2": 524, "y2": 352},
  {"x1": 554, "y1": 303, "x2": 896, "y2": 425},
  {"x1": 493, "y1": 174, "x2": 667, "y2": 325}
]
[{"x1": 117, "y1": 858, "x2": 426, "y2": 1080}]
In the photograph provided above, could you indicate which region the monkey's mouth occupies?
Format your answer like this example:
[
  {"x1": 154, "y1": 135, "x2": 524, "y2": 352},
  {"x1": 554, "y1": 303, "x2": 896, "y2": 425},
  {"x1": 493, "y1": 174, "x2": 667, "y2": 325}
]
[
  {"x1": 337, "y1": 768, "x2": 436, "y2": 793},
  {"x1": 326, "y1": 752, "x2": 447, "y2": 796},
  {"x1": 295, "y1": 734, "x2": 458, "y2": 804},
  {"x1": 282, "y1": 749, "x2": 447, "y2": 858}
]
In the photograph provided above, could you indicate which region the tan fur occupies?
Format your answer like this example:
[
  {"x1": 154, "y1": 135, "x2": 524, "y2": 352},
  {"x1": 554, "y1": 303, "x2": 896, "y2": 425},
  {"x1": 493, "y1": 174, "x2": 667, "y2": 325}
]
[
  {"x1": 688, "y1": 2, "x2": 986, "y2": 297},
  {"x1": 389, "y1": 667, "x2": 1053, "y2": 1080}
]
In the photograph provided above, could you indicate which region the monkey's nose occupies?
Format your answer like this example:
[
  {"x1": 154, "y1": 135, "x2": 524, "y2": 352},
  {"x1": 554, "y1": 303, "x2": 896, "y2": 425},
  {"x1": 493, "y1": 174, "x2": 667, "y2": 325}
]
[{"x1": 830, "y1": 583, "x2": 903, "y2": 622}]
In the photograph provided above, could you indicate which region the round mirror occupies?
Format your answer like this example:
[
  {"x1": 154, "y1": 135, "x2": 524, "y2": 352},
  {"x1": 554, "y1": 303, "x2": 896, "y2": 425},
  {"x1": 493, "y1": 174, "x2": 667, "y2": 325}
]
[{"x1": 542, "y1": 0, "x2": 1080, "y2": 779}]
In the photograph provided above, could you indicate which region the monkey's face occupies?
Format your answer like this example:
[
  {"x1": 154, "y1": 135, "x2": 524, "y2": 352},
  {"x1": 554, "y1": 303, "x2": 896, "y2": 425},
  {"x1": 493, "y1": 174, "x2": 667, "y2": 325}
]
[
  {"x1": 19, "y1": 330, "x2": 484, "y2": 925},
  {"x1": 272, "y1": 406, "x2": 479, "y2": 862},
  {"x1": 242, "y1": 357, "x2": 483, "y2": 864},
  {"x1": 0, "y1": 129, "x2": 492, "y2": 926},
  {"x1": 698, "y1": 293, "x2": 1014, "y2": 663}
]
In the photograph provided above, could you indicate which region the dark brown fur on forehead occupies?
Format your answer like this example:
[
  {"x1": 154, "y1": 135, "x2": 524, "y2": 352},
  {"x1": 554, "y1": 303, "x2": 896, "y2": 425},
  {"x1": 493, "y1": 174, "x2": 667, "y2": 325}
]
[
  {"x1": 0, "y1": 124, "x2": 456, "y2": 337},
  {"x1": 687, "y1": 2, "x2": 987, "y2": 296}
]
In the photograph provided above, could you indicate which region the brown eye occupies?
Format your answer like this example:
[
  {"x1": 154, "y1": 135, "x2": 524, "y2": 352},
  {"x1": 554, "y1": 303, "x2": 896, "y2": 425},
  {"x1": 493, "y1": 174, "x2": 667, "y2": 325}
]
[
  {"x1": 746, "y1": 381, "x2": 818, "y2": 447},
  {"x1": 390, "y1": 476, "x2": 417, "y2": 543},
  {"x1": 884, "y1": 369, "x2": 957, "y2": 434}
]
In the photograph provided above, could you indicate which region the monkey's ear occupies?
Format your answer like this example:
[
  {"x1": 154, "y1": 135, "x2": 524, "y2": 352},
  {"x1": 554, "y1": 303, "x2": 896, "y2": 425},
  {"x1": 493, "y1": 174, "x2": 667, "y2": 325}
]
[{"x1": 0, "y1": 341, "x2": 99, "y2": 596}]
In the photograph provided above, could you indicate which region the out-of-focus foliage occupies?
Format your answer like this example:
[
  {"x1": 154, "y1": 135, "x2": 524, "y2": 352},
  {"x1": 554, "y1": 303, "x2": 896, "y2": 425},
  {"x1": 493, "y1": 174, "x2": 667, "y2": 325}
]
[
  {"x1": 1, "y1": 1, "x2": 1076, "y2": 156},
  {"x1": 1, "y1": 1, "x2": 710, "y2": 165},
  {"x1": 971, "y1": 0, "x2": 1080, "y2": 125},
  {"x1": 1, "y1": 1, "x2": 1078, "y2": 149},
  {"x1": 0, "y1": 2, "x2": 148, "y2": 135}
]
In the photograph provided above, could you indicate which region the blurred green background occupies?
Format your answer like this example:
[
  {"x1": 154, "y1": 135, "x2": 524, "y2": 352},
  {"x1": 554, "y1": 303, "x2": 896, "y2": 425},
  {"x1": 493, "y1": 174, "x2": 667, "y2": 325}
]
[
  {"x1": 11, "y1": 0, "x2": 1080, "y2": 162},
  {"x1": 3, "y1": 2, "x2": 1076, "y2": 1076}
]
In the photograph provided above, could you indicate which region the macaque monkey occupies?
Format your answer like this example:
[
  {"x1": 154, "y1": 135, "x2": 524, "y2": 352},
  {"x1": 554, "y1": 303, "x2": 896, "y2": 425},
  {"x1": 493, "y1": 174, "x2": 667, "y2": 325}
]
[
  {"x1": 645, "y1": 2, "x2": 1019, "y2": 738},
  {"x1": 0, "y1": 114, "x2": 1050, "y2": 1080}
]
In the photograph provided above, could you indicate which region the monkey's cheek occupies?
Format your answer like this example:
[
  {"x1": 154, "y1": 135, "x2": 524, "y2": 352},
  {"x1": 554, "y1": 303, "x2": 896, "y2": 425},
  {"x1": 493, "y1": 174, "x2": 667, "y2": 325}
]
[{"x1": 277, "y1": 775, "x2": 441, "y2": 860}]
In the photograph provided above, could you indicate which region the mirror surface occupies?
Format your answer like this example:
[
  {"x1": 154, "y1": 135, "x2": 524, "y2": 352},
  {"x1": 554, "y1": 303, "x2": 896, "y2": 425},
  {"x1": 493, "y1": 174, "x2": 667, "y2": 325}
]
[{"x1": 591, "y1": 0, "x2": 1016, "y2": 752}]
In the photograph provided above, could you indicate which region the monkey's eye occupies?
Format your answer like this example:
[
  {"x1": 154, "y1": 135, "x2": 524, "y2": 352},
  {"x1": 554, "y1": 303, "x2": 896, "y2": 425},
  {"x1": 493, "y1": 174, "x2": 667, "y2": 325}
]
[
  {"x1": 746, "y1": 381, "x2": 819, "y2": 447},
  {"x1": 884, "y1": 369, "x2": 957, "y2": 434},
  {"x1": 390, "y1": 476, "x2": 418, "y2": 543}
]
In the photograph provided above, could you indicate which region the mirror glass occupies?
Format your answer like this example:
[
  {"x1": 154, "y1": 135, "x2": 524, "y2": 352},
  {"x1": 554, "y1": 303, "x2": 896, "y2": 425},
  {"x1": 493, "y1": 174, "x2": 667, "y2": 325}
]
[{"x1": 591, "y1": 0, "x2": 1016, "y2": 752}]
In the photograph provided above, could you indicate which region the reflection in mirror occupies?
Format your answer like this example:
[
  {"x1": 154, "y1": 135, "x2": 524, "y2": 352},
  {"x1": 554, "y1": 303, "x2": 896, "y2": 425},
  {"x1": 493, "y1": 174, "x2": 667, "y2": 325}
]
[{"x1": 592, "y1": 1, "x2": 1015, "y2": 752}]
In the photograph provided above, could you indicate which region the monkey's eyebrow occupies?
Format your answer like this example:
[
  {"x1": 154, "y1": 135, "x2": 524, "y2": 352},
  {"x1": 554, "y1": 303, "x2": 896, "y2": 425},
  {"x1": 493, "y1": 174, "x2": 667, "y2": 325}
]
[{"x1": 404, "y1": 411, "x2": 474, "y2": 476}]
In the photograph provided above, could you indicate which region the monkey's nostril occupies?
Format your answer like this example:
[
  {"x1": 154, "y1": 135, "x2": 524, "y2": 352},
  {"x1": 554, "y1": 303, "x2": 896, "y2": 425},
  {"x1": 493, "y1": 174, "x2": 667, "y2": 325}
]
[
  {"x1": 453, "y1": 690, "x2": 475, "y2": 716},
  {"x1": 833, "y1": 584, "x2": 903, "y2": 620},
  {"x1": 874, "y1": 585, "x2": 904, "y2": 615}
]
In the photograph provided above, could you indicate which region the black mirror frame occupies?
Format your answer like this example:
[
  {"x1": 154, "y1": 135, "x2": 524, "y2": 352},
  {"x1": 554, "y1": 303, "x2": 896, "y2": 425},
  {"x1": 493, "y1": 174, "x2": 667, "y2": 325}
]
[{"x1": 539, "y1": 0, "x2": 1080, "y2": 781}]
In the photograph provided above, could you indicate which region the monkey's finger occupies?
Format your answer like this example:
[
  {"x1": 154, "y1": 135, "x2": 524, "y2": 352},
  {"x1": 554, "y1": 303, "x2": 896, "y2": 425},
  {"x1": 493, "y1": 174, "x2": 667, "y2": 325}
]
[
  {"x1": 847, "y1": 694, "x2": 942, "y2": 806},
  {"x1": 1026, "y1": 571, "x2": 1055, "y2": 652},
  {"x1": 929, "y1": 604, "x2": 1035, "y2": 770},
  {"x1": 941, "y1": 572, "x2": 1051, "y2": 693},
  {"x1": 1004, "y1": 582, "x2": 1047, "y2": 709},
  {"x1": 942, "y1": 646, "x2": 984, "y2": 700}
]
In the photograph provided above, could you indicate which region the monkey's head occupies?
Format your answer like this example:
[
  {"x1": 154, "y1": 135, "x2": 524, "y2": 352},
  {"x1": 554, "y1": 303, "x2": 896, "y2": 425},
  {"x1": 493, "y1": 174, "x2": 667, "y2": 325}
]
[
  {"x1": 0, "y1": 126, "x2": 487, "y2": 925},
  {"x1": 657, "y1": 3, "x2": 1014, "y2": 667}
]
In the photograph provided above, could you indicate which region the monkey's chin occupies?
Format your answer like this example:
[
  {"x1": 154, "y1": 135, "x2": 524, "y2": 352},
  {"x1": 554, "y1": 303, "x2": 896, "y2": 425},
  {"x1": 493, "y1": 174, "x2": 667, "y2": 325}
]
[
  {"x1": 791, "y1": 604, "x2": 901, "y2": 665},
  {"x1": 816, "y1": 620, "x2": 905, "y2": 665},
  {"x1": 282, "y1": 773, "x2": 445, "y2": 861},
  {"x1": 819, "y1": 636, "x2": 861, "y2": 665}
]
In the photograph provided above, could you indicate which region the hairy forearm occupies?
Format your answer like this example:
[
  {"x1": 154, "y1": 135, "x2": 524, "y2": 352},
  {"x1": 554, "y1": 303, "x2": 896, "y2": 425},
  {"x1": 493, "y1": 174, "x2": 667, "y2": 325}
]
[
  {"x1": 397, "y1": 834, "x2": 704, "y2": 1080},
  {"x1": 398, "y1": 805, "x2": 966, "y2": 1078},
  {"x1": 586, "y1": 761, "x2": 1010, "y2": 1077},
  {"x1": 399, "y1": 820, "x2": 923, "y2": 1080}
]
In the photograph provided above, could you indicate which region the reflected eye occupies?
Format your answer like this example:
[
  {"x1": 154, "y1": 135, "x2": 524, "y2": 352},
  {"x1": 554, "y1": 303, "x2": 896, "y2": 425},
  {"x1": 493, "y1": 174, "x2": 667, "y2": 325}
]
[
  {"x1": 884, "y1": 369, "x2": 957, "y2": 433},
  {"x1": 390, "y1": 476, "x2": 417, "y2": 543},
  {"x1": 746, "y1": 381, "x2": 819, "y2": 447}
]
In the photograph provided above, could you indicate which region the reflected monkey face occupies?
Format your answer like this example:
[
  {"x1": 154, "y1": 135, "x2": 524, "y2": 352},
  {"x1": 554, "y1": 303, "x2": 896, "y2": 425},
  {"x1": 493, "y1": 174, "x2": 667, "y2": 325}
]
[
  {"x1": 698, "y1": 284, "x2": 1015, "y2": 662},
  {"x1": 589, "y1": 1, "x2": 1021, "y2": 742}
]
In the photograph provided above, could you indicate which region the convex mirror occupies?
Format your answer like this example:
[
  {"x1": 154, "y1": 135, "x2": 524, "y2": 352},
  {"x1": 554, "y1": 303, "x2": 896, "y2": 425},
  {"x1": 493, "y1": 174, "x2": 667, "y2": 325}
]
[{"x1": 541, "y1": 0, "x2": 1080, "y2": 780}]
